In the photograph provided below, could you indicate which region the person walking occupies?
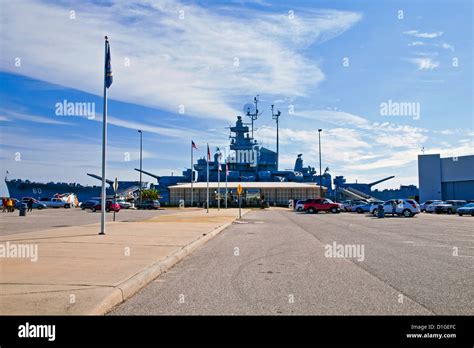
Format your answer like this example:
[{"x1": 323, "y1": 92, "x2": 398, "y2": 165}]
[
  {"x1": 27, "y1": 198, "x2": 33, "y2": 212},
  {"x1": 391, "y1": 200, "x2": 397, "y2": 217},
  {"x1": 7, "y1": 198, "x2": 14, "y2": 212}
]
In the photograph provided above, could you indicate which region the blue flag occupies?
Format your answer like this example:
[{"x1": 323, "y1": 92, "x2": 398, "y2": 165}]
[{"x1": 105, "y1": 39, "x2": 113, "y2": 88}]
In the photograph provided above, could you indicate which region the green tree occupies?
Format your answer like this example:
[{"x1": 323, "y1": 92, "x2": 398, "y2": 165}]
[{"x1": 141, "y1": 188, "x2": 160, "y2": 200}]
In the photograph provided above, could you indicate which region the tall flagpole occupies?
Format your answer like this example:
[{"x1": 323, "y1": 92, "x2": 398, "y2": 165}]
[
  {"x1": 225, "y1": 161, "x2": 228, "y2": 209},
  {"x1": 217, "y1": 163, "x2": 221, "y2": 211},
  {"x1": 206, "y1": 144, "x2": 209, "y2": 213},
  {"x1": 99, "y1": 36, "x2": 109, "y2": 235},
  {"x1": 190, "y1": 141, "x2": 193, "y2": 208}
]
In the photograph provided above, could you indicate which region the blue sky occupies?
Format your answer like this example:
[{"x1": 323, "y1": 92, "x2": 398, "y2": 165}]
[{"x1": 0, "y1": 0, "x2": 472, "y2": 196}]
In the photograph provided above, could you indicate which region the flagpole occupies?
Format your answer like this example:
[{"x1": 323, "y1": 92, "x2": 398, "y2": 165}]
[
  {"x1": 206, "y1": 145, "x2": 209, "y2": 213},
  {"x1": 225, "y1": 162, "x2": 228, "y2": 209},
  {"x1": 218, "y1": 163, "x2": 220, "y2": 211},
  {"x1": 190, "y1": 141, "x2": 193, "y2": 208},
  {"x1": 99, "y1": 36, "x2": 109, "y2": 235}
]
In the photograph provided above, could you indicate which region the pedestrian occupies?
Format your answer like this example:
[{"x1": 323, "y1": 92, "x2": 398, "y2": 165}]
[
  {"x1": 7, "y1": 198, "x2": 13, "y2": 212},
  {"x1": 391, "y1": 200, "x2": 397, "y2": 216},
  {"x1": 27, "y1": 198, "x2": 33, "y2": 212},
  {"x1": 2, "y1": 198, "x2": 6, "y2": 212}
]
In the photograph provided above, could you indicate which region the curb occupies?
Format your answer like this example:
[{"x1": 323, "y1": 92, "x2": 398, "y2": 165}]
[{"x1": 94, "y1": 209, "x2": 249, "y2": 315}]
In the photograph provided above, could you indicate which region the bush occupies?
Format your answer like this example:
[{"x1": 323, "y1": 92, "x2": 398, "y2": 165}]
[{"x1": 141, "y1": 189, "x2": 160, "y2": 200}]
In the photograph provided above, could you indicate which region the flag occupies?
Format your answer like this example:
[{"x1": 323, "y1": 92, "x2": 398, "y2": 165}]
[
  {"x1": 192, "y1": 140, "x2": 198, "y2": 150},
  {"x1": 207, "y1": 143, "x2": 211, "y2": 161},
  {"x1": 105, "y1": 39, "x2": 113, "y2": 88}
]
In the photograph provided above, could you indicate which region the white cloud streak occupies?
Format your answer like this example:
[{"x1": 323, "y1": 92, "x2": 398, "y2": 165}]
[
  {"x1": 407, "y1": 58, "x2": 440, "y2": 70},
  {"x1": 403, "y1": 30, "x2": 443, "y2": 39},
  {"x1": 0, "y1": 0, "x2": 361, "y2": 121}
]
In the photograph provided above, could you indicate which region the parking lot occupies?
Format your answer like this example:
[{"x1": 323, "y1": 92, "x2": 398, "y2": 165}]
[
  {"x1": 111, "y1": 207, "x2": 473, "y2": 315},
  {"x1": 0, "y1": 207, "x2": 183, "y2": 236}
]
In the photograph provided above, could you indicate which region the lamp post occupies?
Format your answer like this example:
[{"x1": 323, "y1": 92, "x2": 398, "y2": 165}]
[
  {"x1": 318, "y1": 129, "x2": 323, "y2": 198},
  {"x1": 138, "y1": 130, "x2": 143, "y2": 205},
  {"x1": 271, "y1": 105, "x2": 281, "y2": 171}
]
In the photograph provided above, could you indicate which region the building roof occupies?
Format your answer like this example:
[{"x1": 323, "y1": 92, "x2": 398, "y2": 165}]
[{"x1": 169, "y1": 182, "x2": 326, "y2": 189}]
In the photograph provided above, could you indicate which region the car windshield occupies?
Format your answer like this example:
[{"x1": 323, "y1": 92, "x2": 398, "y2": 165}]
[{"x1": 463, "y1": 203, "x2": 474, "y2": 207}]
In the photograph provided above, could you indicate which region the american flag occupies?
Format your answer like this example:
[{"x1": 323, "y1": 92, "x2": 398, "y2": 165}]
[
  {"x1": 191, "y1": 140, "x2": 198, "y2": 150},
  {"x1": 207, "y1": 143, "x2": 211, "y2": 161}
]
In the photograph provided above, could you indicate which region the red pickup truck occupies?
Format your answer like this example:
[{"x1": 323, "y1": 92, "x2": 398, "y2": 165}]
[{"x1": 303, "y1": 199, "x2": 342, "y2": 214}]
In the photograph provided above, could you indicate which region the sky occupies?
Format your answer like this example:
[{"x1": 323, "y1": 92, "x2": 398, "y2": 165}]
[{"x1": 0, "y1": 0, "x2": 473, "y2": 196}]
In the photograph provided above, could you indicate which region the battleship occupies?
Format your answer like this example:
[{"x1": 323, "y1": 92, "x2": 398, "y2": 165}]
[
  {"x1": 4, "y1": 96, "x2": 417, "y2": 204},
  {"x1": 136, "y1": 105, "x2": 332, "y2": 205},
  {"x1": 4, "y1": 174, "x2": 145, "y2": 202}
]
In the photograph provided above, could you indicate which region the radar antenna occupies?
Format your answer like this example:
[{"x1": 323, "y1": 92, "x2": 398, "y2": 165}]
[
  {"x1": 271, "y1": 104, "x2": 281, "y2": 171},
  {"x1": 243, "y1": 95, "x2": 262, "y2": 139}
]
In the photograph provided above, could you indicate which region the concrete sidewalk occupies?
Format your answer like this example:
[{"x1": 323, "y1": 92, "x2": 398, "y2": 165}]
[{"x1": 0, "y1": 208, "x2": 247, "y2": 315}]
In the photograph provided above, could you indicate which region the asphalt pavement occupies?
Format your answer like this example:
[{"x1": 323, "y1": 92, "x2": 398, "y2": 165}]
[
  {"x1": 109, "y1": 208, "x2": 474, "y2": 315},
  {"x1": 0, "y1": 207, "x2": 182, "y2": 236}
]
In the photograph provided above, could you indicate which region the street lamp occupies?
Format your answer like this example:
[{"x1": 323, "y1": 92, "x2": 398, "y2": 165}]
[
  {"x1": 318, "y1": 129, "x2": 323, "y2": 198},
  {"x1": 138, "y1": 130, "x2": 143, "y2": 205}
]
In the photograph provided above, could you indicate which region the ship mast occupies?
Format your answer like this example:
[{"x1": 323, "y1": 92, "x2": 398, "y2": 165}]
[
  {"x1": 271, "y1": 104, "x2": 281, "y2": 171},
  {"x1": 246, "y1": 95, "x2": 261, "y2": 139}
]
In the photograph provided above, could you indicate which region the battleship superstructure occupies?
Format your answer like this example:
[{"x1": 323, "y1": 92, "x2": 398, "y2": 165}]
[{"x1": 138, "y1": 114, "x2": 332, "y2": 205}]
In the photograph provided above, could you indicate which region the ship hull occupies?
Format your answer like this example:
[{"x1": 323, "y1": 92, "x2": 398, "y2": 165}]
[{"x1": 5, "y1": 180, "x2": 111, "y2": 202}]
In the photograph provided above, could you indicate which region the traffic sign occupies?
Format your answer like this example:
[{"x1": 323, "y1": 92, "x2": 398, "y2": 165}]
[
  {"x1": 113, "y1": 177, "x2": 118, "y2": 192},
  {"x1": 237, "y1": 184, "x2": 242, "y2": 196}
]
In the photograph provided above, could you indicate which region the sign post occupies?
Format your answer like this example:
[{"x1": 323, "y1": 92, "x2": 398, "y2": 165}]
[
  {"x1": 113, "y1": 178, "x2": 118, "y2": 222},
  {"x1": 237, "y1": 184, "x2": 242, "y2": 219}
]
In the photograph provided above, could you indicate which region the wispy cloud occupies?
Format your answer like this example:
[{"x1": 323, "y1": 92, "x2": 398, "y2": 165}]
[
  {"x1": 407, "y1": 57, "x2": 440, "y2": 70},
  {"x1": 2, "y1": 110, "x2": 72, "y2": 125},
  {"x1": 437, "y1": 42, "x2": 454, "y2": 52},
  {"x1": 408, "y1": 41, "x2": 426, "y2": 47},
  {"x1": 1, "y1": 0, "x2": 361, "y2": 121},
  {"x1": 403, "y1": 30, "x2": 443, "y2": 39}
]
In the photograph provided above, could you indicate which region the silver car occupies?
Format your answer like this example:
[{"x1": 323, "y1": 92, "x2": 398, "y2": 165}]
[
  {"x1": 420, "y1": 200, "x2": 442, "y2": 212},
  {"x1": 370, "y1": 199, "x2": 420, "y2": 217},
  {"x1": 425, "y1": 201, "x2": 447, "y2": 213}
]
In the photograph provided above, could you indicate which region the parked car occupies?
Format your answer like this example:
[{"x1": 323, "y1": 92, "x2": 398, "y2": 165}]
[
  {"x1": 136, "y1": 199, "x2": 161, "y2": 210},
  {"x1": 18, "y1": 198, "x2": 47, "y2": 210},
  {"x1": 341, "y1": 199, "x2": 368, "y2": 212},
  {"x1": 425, "y1": 201, "x2": 447, "y2": 213},
  {"x1": 116, "y1": 199, "x2": 132, "y2": 209},
  {"x1": 303, "y1": 199, "x2": 342, "y2": 214},
  {"x1": 370, "y1": 199, "x2": 420, "y2": 217},
  {"x1": 91, "y1": 201, "x2": 120, "y2": 213},
  {"x1": 39, "y1": 197, "x2": 72, "y2": 208},
  {"x1": 434, "y1": 200, "x2": 468, "y2": 214},
  {"x1": 80, "y1": 200, "x2": 99, "y2": 210},
  {"x1": 295, "y1": 200, "x2": 308, "y2": 212},
  {"x1": 420, "y1": 200, "x2": 442, "y2": 212},
  {"x1": 457, "y1": 203, "x2": 474, "y2": 216},
  {"x1": 352, "y1": 201, "x2": 383, "y2": 214}
]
